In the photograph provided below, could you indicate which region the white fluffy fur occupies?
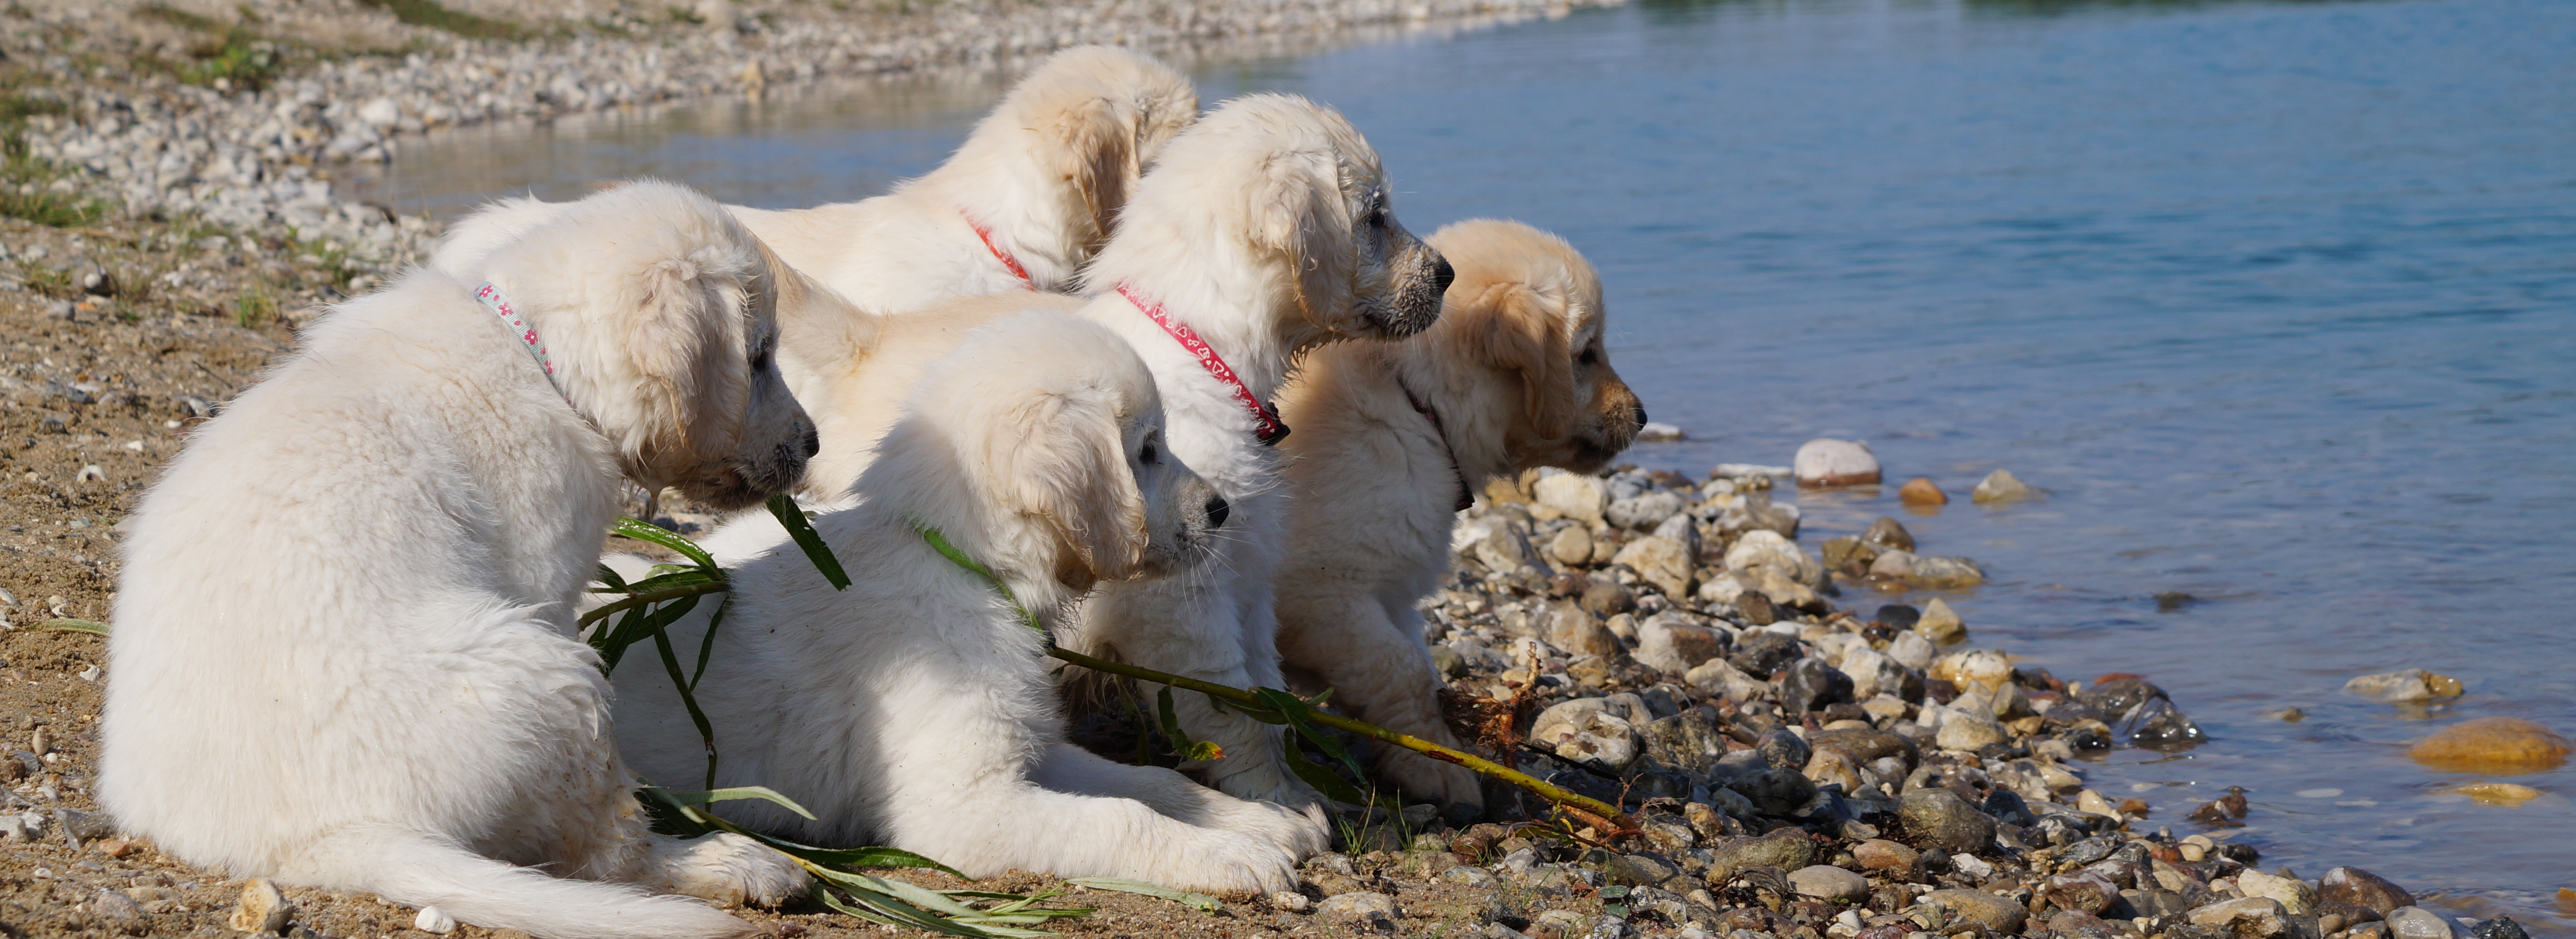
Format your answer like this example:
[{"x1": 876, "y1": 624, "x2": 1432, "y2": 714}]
[
  {"x1": 428, "y1": 46, "x2": 1197, "y2": 314},
  {"x1": 1273, "y1": 220, "x2": 1644, "y2": 813},
  {"x1": 100, "y1": 182, "x2": 828, "y2": 939},
  {"x1": 692, "y1": 94, "x2": 1454, "y2": 809},
  {"x1": 606, "y1": 312, "x2": 1321, "y2": 894}
]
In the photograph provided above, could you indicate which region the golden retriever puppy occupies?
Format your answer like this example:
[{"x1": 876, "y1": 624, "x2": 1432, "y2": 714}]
[
  {"x1": 1273, "y1": 220, "x2": 1644, "y2": 817},
  {"x1": 100, "y1": 182, "x2": 822, "y2": 939},
  {"x1": 610, "y1": 312, "x2": 1317, "y2": 895},
  {"x1": 429, "y1": 45, "x2": 1196, "y2": 314},
  {"x1": 695, "y1": 94, "x2": 1452, "y2": 812}
]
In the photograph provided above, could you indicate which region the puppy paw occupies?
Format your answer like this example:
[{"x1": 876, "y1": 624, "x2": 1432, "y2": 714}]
[
  {"x1": 648, "y1": 832, "x2": 813, "y2": 908},
  {"x1": 1219, "y1": 799, "x2": 1331, "y2": 859},
  {"x1": 1163, "y1": 833, "x2": 1301, "y2": 898}
]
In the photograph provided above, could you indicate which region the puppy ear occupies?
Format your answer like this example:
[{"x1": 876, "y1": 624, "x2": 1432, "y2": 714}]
[
  {"x1": 629, "y1": 247, "x2": 752, "y2": 460},
  {"x1": 1465, "y1": 283, "x2": 1578, "y2": 440},
  {"x1": 1053, "y1": 96, "x2": 1143, "y2": 253},
  {"x1": 995, "y1": 390, "x2": 1150, "y2": 584},
  {"x1": 1250, "y1": 149, "x2": 1355, "y2": 327}
]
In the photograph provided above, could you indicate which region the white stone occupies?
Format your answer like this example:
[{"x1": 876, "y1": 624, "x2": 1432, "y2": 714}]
[
  {"x1": 414, "y1": 905, "x2": 458, "y2": 933},
  {"x1": 1887, "y1": 630, "x2": 1936, "y2": 670},
  {"x1": 1633, "y1": 615, "x2": 1722, "y2": 674},
  {"x1": 1611, "y1": 535, "x2": 1693, "y2": 599},
  {"x1": 1722, "y1": 529, "x2": 1819, "y2": 584},
  {"x1": 1606, "y1": 490, "x2": 1684, "y2": 529},
  {"x1": 1794, "y1": 439, "x2": 1881, "y2": 486},
  {"x1": 1535, "y1": 472, "x2": 1610, "y2": 523},
  {"x1": 2235, "y1": 870, "x2": 2313, "y2": 915},
  {"x1": 1840, "y1": 647, "x2": 1910, "y2": 700}
]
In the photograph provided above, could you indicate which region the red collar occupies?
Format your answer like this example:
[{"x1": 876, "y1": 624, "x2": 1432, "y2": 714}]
[
  {"x1": 1400, "y1": 379, "x2": 1473, "y2": 511},
  {"x1": 1117, "y1": 283, "x2": 1288, "y2": 446},
  {"x1": 962, "y1": 210, "x2": 1036, "y2": 290}
]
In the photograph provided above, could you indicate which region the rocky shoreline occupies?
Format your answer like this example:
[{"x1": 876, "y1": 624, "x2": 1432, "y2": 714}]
[{"x1": 0, "y1": 2, "x2": 2557, "y2": 939}]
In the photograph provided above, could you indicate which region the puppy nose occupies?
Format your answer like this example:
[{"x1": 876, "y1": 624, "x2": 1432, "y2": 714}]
[
  {"x1": 800, "y1": 426, "x2": 821, "y2": 458},
  {"x1": 1204, "y1": 494, "x2": 1231, "y2": 529},
  {"x1": 1633, "y1": 404, "x2": 1648, "y2": 425},
  {"x1": 1430, "y1": 254, "x2": 1456, "y2": 295}
]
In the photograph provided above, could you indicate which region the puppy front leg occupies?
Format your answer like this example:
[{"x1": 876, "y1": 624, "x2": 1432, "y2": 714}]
[
  {"x1": 877, "y1": 767, "x2": 1300, "y2": 896},
  {"x1": 1031, "y1": 742, "x2": 1328, "y2": 858},
  {"x1": 1274, "y1": 592, "x2": 1486, "y2": 812}
]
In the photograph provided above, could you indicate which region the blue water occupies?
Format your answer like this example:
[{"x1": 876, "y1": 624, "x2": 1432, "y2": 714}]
[{"x1": 355, "y1": 0, "x2": 2576, "y2": 926}]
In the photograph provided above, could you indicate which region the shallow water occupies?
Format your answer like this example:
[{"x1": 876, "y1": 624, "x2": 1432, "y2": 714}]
[{"x1": 353, "y1": 0, "x2": 2576, "y2": 926}]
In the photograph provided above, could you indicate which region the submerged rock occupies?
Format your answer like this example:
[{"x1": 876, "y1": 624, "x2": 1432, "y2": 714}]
[
  {"x1": 1916, "y1": 598, "x2": 1967, "y2": 643},
  {"x1": 2407, "y1": 717, "x2": 2572, "y2": 772},
  {"x1": 1971, "y1": 469, "x2": 2035, "y2": 504},
  {"x1": 2318, "y1": 866, "x2": 2415, "y2": 920},
  {"x1": 1899, "y1": 477, "x2": 1949, "y2": 505},
  {"x1": 2344, "y1": 669, "x2": 2464, "y2": 703}
]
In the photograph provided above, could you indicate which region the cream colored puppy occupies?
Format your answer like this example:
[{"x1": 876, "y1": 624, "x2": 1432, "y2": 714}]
[
  {"x1": 101, "y1": 182, "x2": 823, "y2": 939},
  {"x1": 430, "y1": 45, "x2": 1197, "y2": 313},
  {"x1": 695, "y1": 94, "x2": 1453, "y2": 810},
  {"x1": 611, "y1": 313, "x2": 1316, "y2": 895},
  {"x1": 1273, "y1": 220, "x2": 1645, "y2": 817}
]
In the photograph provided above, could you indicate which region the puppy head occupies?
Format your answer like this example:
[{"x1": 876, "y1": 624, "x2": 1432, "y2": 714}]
[
  {"x1": 1426, "y1": 219, "x2": 1643, "y2": 474},
  {"x1": 476, "y1": 180, "x2": 817, "y2": 509},
  {"x1": 970, "y1": 46, "x2": 1199, "y2": 256},
  {"x1": 884, "y1": 311, "x2": 1219, "y2": 590},
  {"x1": 1090, "y1": 94, "x2": 1451, "y2": 350}
]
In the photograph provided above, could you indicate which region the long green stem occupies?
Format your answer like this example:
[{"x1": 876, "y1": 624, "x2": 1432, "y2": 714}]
[
  {"x1": 1041, "y1": 646, "x2": 1631, "y2": 827},
  {"x1": 578, "y1": 581, "x2": 730, "y2": 630}
]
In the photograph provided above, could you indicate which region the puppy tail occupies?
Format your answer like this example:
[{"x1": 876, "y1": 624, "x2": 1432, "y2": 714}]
[{"x1": 283, "y1": 826, "x2": 758, "y2": 939}]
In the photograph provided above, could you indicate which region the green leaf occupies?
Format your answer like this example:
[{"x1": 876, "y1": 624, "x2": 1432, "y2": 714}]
[
  {"x1": 595, "y1": 563, "x2": 631, "y2": 593},
  {"x1": 767, "y1": 493, "x2": 851, "y2": 590},
  {"x1": 1252, "y1": 687, "x2": 1367, "y2": 779},
  {"x1": 659, "y1": 786, "x2": 817, "y2": 820},
  {"x1": 1064, "y1": 877, "x2": 1220, "y2": 913},
  {"x1": 36, "y1": 618, "x2": 108, "y2": 636},
  {"x1": 613, "y1": 515, "x2": 718, "y2": 569},
  {"x1": 593, "y1": 592, "x2": 698, "y2": 672},
  {"x1": 1154, "y1": 686, "x2": 1223, "y2": 762},
  {"x1": 1279, "y1": 737, "x2": 1373, "y2": 808}
]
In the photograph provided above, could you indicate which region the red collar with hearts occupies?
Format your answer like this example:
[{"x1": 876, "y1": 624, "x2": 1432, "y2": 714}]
[
  {"x1": 1117, "y1": 283, "x2": 1288, "y2": 446},
  {"x1": 962, "y1": 210, "x2": 1036, "y2": 290}
]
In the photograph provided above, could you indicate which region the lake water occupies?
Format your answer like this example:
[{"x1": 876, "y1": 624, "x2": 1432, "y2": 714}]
[{"x1": 349, "y1": 0, "x2": 2576, "y2": 928}]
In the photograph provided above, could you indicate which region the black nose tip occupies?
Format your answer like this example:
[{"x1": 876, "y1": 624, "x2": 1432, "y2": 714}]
[
  {"x1": 1633, "y1": 404, "x2": 1648, "y2": 426},
  {"x1": 1430, "y1": 255, "x2": 1455, "y2": 295},
  {"x1": 1204, "y1": 494, "x2": 1231, "y2": 529},
  {"x1": 800, "y1": 427, "x2": 821, "y2": 459}
]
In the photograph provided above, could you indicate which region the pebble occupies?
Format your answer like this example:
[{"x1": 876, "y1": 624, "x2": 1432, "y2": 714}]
[
  {"x1": 1787, "y1": 865, "x2": 1868, "y2": 901},
  {"x1": 1633, "y1": 616, "x2": 1722, "y2": 674},
  {"x1": 1898, "y1": 477, "x2": 1949, "y2": 505},
  {"x1": 1779, "y1": 658, "x2": 1854, "y2": 715},
  {"x1": 1970, "y1": 469, "x2": 2035, "y2": 504},
  {"x1": 1920, "y1": 889, "x2": 2028, "y2": 933},
  {"x1": 1851, "y1": 839, "x2": 1918, "y2": 871},
  {"x1": 412, "y1": 906, "x2": 458, "y2": 933},
  {"x1": 1794, "y1": 439, "x2": 1881, "y2": 486},
  {"x1": 1442, "y1": 865, "x2": 1500, "y2": 889},
  {"x1": 1550, "y1": 526, "x2": 1596, "y2": 567},
  {"x1": 2190, "y1": 897, "x2": 2296, "y2": 939},
  {"x1": 91, "y1": 887, "x2": 148, "y2": 933},
  {"x1": 1887, "y1": 630, "x2": 1936, "y2": 669},
  {"x1": 2386, "y1": 907, "x2": 2468, "y2": 939},
  {"x1": 1611, "y1": 535, "x2": 1695, "y2": 599},
  {"x1": 2407, "y1": 717, "x2": 2571, "y2": 772},
  {"x1": 2318, "y1": 866, "x2": 2414, "y2": 919},
  {"x1": 1317, "y1": 891, "x2": 1401, "y2": 929},
  {"x1": 1536, "y1": 472, "x2": 1611, "y2": 523},
  {"x1": 1606, "y1": 491, "x2": 1684, "y2": 530},
  {"x1": 2345, "y1": 669, "x2": 2466, "y2": 703},
  {"x1": 229, "y1": 878, "x2": 294, "y2": 934},
  {"x1": 2237, "y1": 869, "x2": 2315, "y2": 915},
  {"x1": 1723, "y1": 530, "x2": 1820, "y2": 585},
  {"x1": 1270, "y1": 891, "x2": 1313, "y2": 913},
  {"x1": 1862, "y1": 517, "x2": 1915, "y2": 552},
  {"x1": 1706, "y1": 828, "x2": 1813, "y2": 873},
  {"x1": 2044, "y1": 870, "x2": 2120, "y2": 913},
  {"x1": 1915, "y1": 599, "x2": 1966, "y2": 643},
  {"x1": 1897, "y1": 788, "x2": 1995, "y2": 852},
  {"x1": 2472, "y1": 918, "x2": 2532, "y2": 939},
  {"x1": 1604, "y1": 852, "x2": 1681, "y2": 886},
  {"x1": 2447, "y1": 782, "x2": 2542, "y2": 805}
]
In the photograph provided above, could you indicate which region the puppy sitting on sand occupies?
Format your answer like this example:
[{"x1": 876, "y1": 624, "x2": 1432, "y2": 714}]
[
  {"x1": 1273, "y1": 220, "x2": 1644, "y2": 817},
  {"x1": 608, "y1": 312, "x2": 1318, "y2": 895},
  {"x1": 101, "y1": 182, "x2": 825, "y2": 939}
]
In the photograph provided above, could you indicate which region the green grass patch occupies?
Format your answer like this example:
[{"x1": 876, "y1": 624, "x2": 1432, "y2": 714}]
[
  {"x1": 232, "y1": 284, "x2": 277, "y2": 329},
  {"x1": 0, "y1": 157, "x2": 106, "y2": 228},
  {"x1": 354, "y1": 0, "x2": 528, "y2": 40}
]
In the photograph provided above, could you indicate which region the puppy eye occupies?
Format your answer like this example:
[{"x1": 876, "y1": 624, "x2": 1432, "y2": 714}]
[
  {"x1": 1140, "y1": 440, "x2": 1159, "y2": 465},
  {"x1": 1577, "y1": 347, "x2": 1600, "y2": 367},
  {"x1": 750, "y1": 339, "x2": 775, "y2": 373}
]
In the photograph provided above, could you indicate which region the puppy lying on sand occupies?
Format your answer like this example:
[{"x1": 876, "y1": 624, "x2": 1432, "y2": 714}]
[
  {"x1": 608, "y1": 312, "x2": 1318, "y2": 894},
  {"x1": 101, "y1": 182, "x2": 825, "y2": 939},
  {"x1": 1273, "y1": 220, "x2": 1644, "y2": 817}
]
